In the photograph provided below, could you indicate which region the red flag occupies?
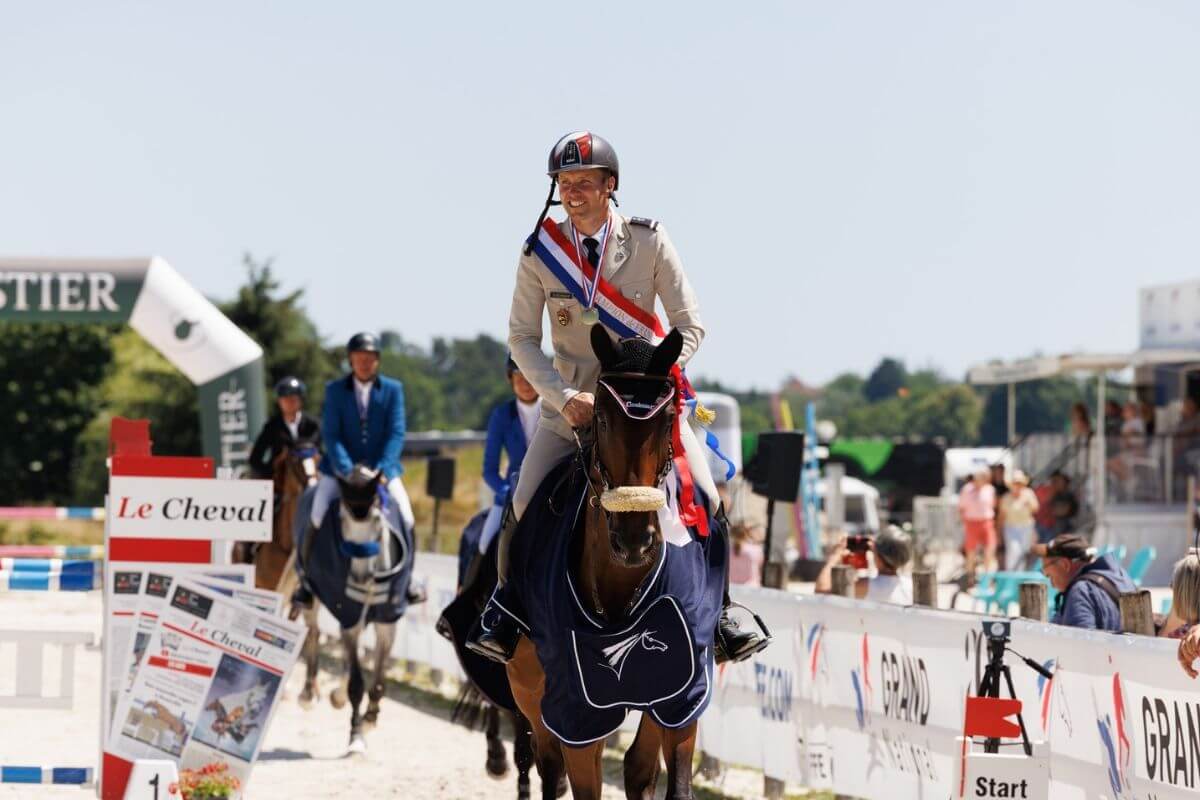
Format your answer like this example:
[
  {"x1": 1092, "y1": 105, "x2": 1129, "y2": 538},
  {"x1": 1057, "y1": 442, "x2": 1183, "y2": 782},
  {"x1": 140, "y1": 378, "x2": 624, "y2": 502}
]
[{"x1": 963, "y1": 696, "x2": 1022, "y2": 739}]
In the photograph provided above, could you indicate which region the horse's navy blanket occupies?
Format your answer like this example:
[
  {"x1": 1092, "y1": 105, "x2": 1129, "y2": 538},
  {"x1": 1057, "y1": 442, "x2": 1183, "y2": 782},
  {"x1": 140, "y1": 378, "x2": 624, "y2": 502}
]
[
  {"x1": 295, "y1": 486, "x2": 415, "y2": 629},
  {"x1": 498, "y1": 459, "x2": 725, "y2": 746}
]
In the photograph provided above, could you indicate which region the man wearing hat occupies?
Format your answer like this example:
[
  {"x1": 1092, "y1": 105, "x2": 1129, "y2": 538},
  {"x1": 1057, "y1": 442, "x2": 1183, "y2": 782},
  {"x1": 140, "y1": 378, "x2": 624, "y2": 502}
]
[
  {"x1": 1034, "y1": 534, "x2": 1136, "y2": 631},
  {"x1": 467, "y1": 131, "x2": 767, "y2": 665},
  {"x1": 293, "y1": 332, "x2": 413, "y2": 609},
  {"x1": 247, "y1": 376, "x2": 322, "y2": 480},
  {"x1": 999, "y1": 469, "x2": 1039, "y2": 570}
]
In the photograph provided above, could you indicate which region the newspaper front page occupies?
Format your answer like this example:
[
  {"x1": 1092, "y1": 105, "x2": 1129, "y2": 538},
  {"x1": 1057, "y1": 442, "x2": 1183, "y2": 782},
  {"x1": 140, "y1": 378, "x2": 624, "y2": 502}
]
[
  {"x1": 104, "y1": 563, "x2": 253, "y2": 728},
  {"x1": 111, "y1": 568, "x2": 283, "y2": 738},
  {"x1": 108, "y1": 578, "x2": 302, "y2": 796}
]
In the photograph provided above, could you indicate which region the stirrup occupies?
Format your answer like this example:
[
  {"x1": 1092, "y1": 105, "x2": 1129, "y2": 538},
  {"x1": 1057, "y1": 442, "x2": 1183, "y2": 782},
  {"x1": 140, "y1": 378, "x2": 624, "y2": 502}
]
[{"x1": 715, "y1": 600, "x2": 772, "y2": 664}]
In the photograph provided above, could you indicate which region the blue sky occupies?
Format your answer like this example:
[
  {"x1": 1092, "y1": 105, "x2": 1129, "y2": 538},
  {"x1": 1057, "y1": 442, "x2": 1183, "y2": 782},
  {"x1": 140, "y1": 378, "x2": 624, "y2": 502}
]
[{"x1": 3, "y1": 1, "x2": 1200, "y2": 389}]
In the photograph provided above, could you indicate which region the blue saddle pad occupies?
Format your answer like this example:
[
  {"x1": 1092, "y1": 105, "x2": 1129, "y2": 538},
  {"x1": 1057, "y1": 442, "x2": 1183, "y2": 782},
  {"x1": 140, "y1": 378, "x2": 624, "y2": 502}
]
[{"x1": 294, "y1": 486, "x2": 415, "y2": 629}]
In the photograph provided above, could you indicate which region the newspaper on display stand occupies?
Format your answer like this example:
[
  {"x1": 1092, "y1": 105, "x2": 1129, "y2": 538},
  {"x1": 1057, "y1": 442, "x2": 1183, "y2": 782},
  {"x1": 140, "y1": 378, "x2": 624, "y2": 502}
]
[
  {"x1": 106, "y1": 578, "x2": 300, "y2": 797},
  {"x1": 104, "y1": 563, "x2": 253, "y2": 727},
  {"x1": 111, "y1": 567, "x2": 283, "y2": 739}
]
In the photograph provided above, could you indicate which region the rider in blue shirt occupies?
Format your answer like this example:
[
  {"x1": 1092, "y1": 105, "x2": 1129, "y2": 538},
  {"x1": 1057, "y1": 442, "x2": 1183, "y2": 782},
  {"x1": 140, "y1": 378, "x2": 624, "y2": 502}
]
[
  {"x1": 478, "y1": 356, "x2": 541, "y2": 555},
  {"x1": 294, "y1": 332, "x2": 415, "y2": 609}
]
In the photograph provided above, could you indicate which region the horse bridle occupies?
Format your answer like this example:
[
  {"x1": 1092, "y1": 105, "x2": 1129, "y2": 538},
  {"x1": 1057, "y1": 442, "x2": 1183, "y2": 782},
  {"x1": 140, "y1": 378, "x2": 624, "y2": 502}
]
[{"x1": 578, "y1": 372, "x2": 676, "y2": 511}]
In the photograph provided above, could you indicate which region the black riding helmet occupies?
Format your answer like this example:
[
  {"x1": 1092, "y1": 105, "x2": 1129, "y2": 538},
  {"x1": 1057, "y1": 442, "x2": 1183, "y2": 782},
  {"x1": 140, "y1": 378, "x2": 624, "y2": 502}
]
[
  {"x1": 275, "y1": 376, "x2": 307, "y2": 398},
  {"x1": 347, "y1": 332, "x2": 381, "y2": 354},
  {"x1": 506, "y1": 353, "x2": 519, "y2": 376},
  {"x1": 524, "y1": 131, "x2": 620, "y2": 255}
]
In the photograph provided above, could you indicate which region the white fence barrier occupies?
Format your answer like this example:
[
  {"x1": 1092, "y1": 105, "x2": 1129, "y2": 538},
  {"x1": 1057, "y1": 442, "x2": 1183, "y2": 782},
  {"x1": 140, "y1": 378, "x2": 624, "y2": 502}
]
[{"x1": 400, "y1": 553, "x2": 1199, "y2": 797}]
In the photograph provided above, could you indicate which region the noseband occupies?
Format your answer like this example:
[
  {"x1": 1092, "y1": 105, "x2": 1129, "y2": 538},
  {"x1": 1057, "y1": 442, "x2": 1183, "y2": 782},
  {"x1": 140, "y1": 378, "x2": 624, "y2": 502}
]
[{"x1": 583, "y1": 373, "x2": 676, "y2": 513}]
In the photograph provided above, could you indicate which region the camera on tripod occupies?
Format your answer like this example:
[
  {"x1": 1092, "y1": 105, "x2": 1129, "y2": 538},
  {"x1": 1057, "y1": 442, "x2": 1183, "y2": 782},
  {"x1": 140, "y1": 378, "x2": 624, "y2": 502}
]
[{"x1": 975, "y1": 619, "x2": 1052, "y2": 756}]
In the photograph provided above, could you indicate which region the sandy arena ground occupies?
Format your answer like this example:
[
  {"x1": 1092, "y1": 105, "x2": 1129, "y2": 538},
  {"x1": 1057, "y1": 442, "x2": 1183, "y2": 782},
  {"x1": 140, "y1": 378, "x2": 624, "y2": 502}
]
[{"x1": 0, "y1": 590, "x2": 769, "y2": 800}]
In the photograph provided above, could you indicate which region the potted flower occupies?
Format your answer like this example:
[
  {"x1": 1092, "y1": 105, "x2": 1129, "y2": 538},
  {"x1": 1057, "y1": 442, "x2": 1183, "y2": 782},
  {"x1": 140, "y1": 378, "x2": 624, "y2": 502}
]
[{"x1": 173, "y1": 762, "x2": 242, "y2": 800}]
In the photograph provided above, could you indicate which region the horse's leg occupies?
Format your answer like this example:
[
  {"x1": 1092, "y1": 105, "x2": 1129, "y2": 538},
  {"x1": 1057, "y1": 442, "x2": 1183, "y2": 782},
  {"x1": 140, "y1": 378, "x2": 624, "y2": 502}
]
[
  {"x1": 481, "y1": 704, "x2": 508, "y2": 779},
  {"x1": 560, "y1": 741, "x2": 605, "y2": 800},
  {"x1": 659, "y1": 721, "x2": 699, "y2": 800},
  {"x1": 623, "y1": 713, "x2": 662, "y2": 799},
  {"x1": 341, "y1": 626, "x2": 367, "y2": 754},
  {"x1": 513, "y1": 711, "x2": 534, "y2": 800},
  {"x1": 298, "y1": 605, "x2": 321, "y2": 709},
  {"x1": 507, "y1": 639, "x2": 565, "y2": 800},
  {"x1": 363, "y1": 622, "x2": 395, "y2": 729}
]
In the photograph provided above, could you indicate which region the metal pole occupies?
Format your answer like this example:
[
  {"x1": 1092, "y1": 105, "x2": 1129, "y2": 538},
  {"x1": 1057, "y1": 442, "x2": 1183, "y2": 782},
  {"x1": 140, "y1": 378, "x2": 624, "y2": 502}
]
[
  {"x1": 1007, "y1": 382, "x2": 1016, "y2": 446},
  {"x1": 1096, "y1": 372, "x2": 1107, "y2": 532},
  {"x1": 760, "y1": 497, "x2": 776, "y2": 587}
]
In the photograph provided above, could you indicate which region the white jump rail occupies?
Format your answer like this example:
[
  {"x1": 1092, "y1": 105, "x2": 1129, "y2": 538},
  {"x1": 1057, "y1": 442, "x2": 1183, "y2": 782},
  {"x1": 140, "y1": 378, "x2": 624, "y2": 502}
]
[{"x1": 0, "y1": 628, "x2": 95, "y2": 710}]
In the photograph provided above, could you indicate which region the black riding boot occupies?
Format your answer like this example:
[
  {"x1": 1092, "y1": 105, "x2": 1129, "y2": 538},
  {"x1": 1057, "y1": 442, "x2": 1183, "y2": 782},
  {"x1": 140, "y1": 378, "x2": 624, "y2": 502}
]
[
  {"x1": 465, "y1": 504, "x2": 523, "y2": 664},
  {"x1": 712, "y1": 506, "x2": 772, "y2": 664},
  {"x1": 290, "y1": 518, "x2": 318, "y2": 610}
]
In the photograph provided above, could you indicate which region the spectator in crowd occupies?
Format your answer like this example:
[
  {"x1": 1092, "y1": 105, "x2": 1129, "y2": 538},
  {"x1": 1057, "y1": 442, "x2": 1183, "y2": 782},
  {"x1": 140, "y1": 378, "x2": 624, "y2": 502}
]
[
  {"x1": 1049, "y1": 472, "x2": 1080, "y2": 536},
  {"x1": 999, "y1": 470, "x2": 1039, "y2": 570},
  {"x1": 1033, "y1": 534, "x2": 1136, "y2": 632},
  {"x1": 1174, "y1": 396, "x2": 1200, "y2": 479},
  {"x1": 728, "y1": 522, "x2": 764, "y2": 587},
  {"x1": 1159, "y1": 549, "x2": 1200, "y2": 640},
  {"x1": 1140, "y1": 398, "x2": 1157, "y2": 436},
  {"x1": 1104, "y1": 400, "x2": 1123, "y2": 437},
  {"x1": 815, "y1": 526, "x2": 914, "y2": 604},
  {"x1": 1069, "y1": 402, "x2": 1093, "y2": 438},
  {"x1": 1107, "y1": 401, "x2": 1148, "y2": 487},
  {"x1": 959, "y1": 467, "x2": 997, "y2": 576},
  {"x1": 1033, "y1": 474, "x2": 1058, "y2": 544}
]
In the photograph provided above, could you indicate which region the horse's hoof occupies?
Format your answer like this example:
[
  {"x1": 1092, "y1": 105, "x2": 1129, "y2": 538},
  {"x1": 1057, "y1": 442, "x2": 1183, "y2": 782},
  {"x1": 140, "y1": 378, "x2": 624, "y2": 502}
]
[
  {"x1": 363, "y1": 712, "x2": 379, "y2": 731},
  {"x1": 485, "y1": 756, "x2": 509, "y2": 780},
  {"x1": 330, "y1": 687, "x2": 348, "y2": 709},
  {"x1": 298, "y1": 689, "x2": 317, "y2": 710},
  {"x1": 347, "y1": 735, "x2": 367, "y2": 757}
]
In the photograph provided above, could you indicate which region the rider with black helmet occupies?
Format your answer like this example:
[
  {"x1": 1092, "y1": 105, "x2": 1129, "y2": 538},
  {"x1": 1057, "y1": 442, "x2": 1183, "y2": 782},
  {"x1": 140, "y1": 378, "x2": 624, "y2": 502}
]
[
  {"x1": 467, "y1": 131, "x2": 769, "y2": 666},
  {"x1": 247, "y1": 376, "x2": 322, "y2": 480},
  {"x1": 293, "y1": 332, "x2": 416, "y2": 610}
]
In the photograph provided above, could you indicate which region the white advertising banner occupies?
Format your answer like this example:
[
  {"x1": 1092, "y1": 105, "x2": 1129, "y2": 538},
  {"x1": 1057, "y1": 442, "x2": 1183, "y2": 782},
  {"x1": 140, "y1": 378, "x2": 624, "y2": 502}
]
[
  {"x1": 696, "y1": 585, "x2": 1200, "y2": 800},
  {"x1": 107, "y1": 476, "x2": 272, "y2": 541}
]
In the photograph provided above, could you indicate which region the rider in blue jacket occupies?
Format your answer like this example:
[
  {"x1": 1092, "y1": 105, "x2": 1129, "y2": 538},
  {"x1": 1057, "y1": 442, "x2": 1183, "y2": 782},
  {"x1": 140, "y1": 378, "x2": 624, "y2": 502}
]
[
  {"x1": 477, "y1": 356, "x2": 542, "y2": 556},
  {"x1": 294, "y1": 332, "x2": 415, "y2": 608}
]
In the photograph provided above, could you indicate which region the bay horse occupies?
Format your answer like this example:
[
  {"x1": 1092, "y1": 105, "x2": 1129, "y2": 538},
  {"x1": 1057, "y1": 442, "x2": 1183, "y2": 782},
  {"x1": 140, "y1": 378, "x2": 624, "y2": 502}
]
[
  {"x1": 257, "y1": 444, "x2": 319, "y2": 592},
  {"x1": 506, "y1": 326, "x2": 719, "y2": 800},
  {"x1": 292, "y1": 465, "x2": 414, "y2": 753}
]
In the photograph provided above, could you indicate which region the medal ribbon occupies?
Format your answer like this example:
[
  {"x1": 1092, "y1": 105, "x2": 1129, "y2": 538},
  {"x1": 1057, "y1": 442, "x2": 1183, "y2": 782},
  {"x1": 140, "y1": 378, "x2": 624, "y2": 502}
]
[
  {"x1": 528, "y1": 217, "x2": 711, "y2": 536},
  {"x1": 571, "y1": 214, "x2": 612, "y2": 313}
]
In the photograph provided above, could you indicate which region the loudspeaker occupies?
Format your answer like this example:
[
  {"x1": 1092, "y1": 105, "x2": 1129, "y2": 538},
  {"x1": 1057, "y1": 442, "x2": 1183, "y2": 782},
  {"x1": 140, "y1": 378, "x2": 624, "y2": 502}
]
[
  {"x1": 426, "y1": 456, "x2": 456, "y2": 500},
  {"x1": 744, "y1": 431, "x2": 805, "y2": 503}
]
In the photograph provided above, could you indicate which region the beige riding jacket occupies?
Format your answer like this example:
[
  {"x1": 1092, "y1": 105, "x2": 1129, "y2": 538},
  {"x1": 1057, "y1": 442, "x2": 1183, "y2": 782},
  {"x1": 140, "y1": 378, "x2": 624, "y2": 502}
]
[{"x1": 508, "y1": 213, "x2": 705, "y2": 439}]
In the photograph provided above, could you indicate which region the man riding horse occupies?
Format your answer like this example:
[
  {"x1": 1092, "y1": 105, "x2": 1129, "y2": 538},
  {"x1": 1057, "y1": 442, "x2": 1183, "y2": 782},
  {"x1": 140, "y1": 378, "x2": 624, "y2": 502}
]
[
  {"x1": 293, "y1": 332, "x2": 417, "y2": 611},
  {"x1": 247, "y1": 376, "x2": 322, "y2": 479},
  {"x1": 467, "y1": 130, "x2": 768, "y2": 666}
]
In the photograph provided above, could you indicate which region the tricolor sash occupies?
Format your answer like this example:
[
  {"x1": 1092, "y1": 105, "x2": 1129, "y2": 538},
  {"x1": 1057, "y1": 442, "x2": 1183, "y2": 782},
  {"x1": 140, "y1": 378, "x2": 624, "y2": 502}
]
[{"x1": 528, "y1": 218, "x2": 711, "y2": 536}]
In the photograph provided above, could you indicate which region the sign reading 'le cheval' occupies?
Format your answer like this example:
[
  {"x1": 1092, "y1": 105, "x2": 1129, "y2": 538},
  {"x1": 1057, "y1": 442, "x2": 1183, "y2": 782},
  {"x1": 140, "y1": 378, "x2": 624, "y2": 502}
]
[{"x1": 108, "y1": 476, "x2": 272, "y2": 541}]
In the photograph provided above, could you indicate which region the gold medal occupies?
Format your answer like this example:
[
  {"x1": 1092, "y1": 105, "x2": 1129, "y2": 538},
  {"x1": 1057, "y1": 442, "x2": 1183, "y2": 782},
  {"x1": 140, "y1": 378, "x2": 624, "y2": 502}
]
[
  {"x1": 556, "y1": 307, "x2": 571, "y2": 327},
  {"x1": 581, "y1": 307, "x2": 600, "y2": 326}
]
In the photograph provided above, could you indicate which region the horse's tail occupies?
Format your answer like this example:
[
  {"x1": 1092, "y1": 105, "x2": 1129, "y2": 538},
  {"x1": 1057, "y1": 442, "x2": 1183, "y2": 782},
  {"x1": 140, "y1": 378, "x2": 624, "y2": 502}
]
[{"x1": 450, "y1": 682, "x2": 491, "y2": 731}]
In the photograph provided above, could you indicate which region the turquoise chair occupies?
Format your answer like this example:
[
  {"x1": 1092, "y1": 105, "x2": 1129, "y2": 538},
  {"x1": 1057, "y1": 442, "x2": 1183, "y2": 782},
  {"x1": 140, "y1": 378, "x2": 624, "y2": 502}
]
[{"x1": 1127, "y1": 546, "x2": 1157, "y2": 588}]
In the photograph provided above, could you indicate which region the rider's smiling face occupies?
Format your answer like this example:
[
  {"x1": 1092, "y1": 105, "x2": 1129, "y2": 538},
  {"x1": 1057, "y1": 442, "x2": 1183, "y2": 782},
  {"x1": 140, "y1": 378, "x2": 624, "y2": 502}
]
[
  {"x1": 558, "y1": 169, "x2": 614, "y2": 234},
  {"x1": 349, "y1": 351, "x2": 380, "y2": 382}
]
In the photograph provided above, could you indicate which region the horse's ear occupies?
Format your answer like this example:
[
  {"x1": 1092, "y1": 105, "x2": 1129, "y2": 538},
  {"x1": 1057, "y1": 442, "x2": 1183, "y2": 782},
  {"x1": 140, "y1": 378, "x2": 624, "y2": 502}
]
[
  {"x1": 646, "y1": 329, "x2": 684, "y2": 376},
  {"x1": 591, "y1": 325, "x2": 622, "y2": 371}
]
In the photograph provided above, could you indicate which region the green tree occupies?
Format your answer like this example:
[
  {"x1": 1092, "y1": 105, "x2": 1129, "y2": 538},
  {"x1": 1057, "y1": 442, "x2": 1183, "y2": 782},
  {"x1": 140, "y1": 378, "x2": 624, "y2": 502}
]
[
  {"x1": 429, "y1": 334, "x2": 511, "y2": 429},
  {"x1": 0, "y1": 323, "x2": 115, "y2": 503},
  {"x1": 908, "y1": 384, "x2": 983, "y2": 444},
  {"x1": 220, "y1": 254, "x2": 338, "y2": 409},
  {"x1": 864, "y1": 357, "x2": 909, "y2": 402}
]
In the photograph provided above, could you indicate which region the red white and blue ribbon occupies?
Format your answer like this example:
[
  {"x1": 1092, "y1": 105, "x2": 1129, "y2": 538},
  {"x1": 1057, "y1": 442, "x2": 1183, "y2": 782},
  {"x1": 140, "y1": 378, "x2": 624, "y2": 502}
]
[
  {"x1": 529, "y1": 218, "x2": 712, "y2": 536},
  {"x1": 570, "y1": 216, "x2": 611, "y2": 313}
]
